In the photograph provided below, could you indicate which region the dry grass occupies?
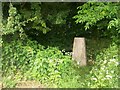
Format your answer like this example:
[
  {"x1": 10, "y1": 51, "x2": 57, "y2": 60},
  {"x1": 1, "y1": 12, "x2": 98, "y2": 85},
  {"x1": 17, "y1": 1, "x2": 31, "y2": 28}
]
[
  {"x1": 16, "y1": 81, "x2": 45, "y2": 88},
  {"x1": 0, "y1": 82, "x2": 2, "y2": 90}
]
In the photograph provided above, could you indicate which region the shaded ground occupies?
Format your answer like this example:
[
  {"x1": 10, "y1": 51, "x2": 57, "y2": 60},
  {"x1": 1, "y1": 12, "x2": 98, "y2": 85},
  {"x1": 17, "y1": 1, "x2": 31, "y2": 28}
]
[
  {"x1": 1, "y1": 81, "x2": 45, "y2": 88},
  {"x1": 16, "y1": 81, "x2": 44, "y2": 88}
]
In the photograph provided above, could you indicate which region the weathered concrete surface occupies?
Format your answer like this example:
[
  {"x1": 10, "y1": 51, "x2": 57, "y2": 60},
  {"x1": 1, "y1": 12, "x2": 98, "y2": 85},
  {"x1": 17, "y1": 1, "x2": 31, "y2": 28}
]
[{"x1": 72, "y1": 37, "x2": 87, "y2": 66}]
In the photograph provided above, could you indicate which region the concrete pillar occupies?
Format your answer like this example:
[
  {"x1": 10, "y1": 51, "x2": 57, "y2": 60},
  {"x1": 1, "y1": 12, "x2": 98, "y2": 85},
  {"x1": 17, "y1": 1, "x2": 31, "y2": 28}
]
[{"x1": 72, "y1": 37, "x2": 87, "y2": 66}]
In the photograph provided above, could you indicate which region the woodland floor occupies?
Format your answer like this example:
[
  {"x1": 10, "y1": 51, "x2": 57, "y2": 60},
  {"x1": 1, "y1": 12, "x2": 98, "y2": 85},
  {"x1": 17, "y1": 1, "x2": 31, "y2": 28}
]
[{"x1": 1, "y1": 81, "x2": 45, "y2": 89}]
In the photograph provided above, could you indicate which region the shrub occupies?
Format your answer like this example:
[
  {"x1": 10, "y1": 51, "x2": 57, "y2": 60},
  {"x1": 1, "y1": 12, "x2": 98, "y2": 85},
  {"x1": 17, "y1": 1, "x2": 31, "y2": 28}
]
[
  {"x1": 2, "y1": 39, "x2": 72, "y2": 87},
  {"x1": 83, "y1": 43, "x2": 119, "y2": 88}
]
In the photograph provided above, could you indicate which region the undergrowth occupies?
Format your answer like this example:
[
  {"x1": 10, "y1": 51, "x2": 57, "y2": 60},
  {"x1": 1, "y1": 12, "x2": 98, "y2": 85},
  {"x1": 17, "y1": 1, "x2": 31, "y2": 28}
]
[
  {"x1": 2, "y1": 39, "x2": 72, "y2": 87},
  {"x1": 1, "y1": 2, "x2": 119, "y2": 88},
  {"x1": 2, "y1": 38, "x2": 119, "y2": 88}
]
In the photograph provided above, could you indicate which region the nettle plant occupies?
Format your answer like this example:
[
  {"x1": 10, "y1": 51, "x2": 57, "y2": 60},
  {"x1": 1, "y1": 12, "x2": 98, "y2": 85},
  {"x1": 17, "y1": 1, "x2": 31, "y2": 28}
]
[
  {"x1": 2, "y1": 3, "x2": 73, "y2": 87},
  {"x1": 24, "y1": 45, "x2": 72, "y2": 83},
  {"x1": 2, "y1": 39, "x2": 72, "y2": 87}
]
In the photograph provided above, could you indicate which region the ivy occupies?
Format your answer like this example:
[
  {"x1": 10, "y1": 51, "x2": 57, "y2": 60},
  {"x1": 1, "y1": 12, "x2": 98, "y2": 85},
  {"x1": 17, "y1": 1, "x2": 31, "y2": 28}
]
[{"x1": 3, "y1": 3, "x2": 23, "y2": 35}]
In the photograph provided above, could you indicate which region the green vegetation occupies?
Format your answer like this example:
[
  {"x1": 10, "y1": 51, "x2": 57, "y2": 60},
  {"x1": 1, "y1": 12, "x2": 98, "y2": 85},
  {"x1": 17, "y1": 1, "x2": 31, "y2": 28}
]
[{"x1": 1, "y1": 2, "x2": 119, "y2": 88}]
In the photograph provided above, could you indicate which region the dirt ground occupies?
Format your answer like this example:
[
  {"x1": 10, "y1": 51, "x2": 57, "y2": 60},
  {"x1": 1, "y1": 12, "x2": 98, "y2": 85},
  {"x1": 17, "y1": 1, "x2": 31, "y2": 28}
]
[
  {"x1": 0, "y1": 82, "x2": 2, "y2": 90},
  {"x1": 1, "y1": 81, "x2": 45, "y2": 89},
  {"x1": 16, "y1": 81, "x2": 45, "y2": 88}
]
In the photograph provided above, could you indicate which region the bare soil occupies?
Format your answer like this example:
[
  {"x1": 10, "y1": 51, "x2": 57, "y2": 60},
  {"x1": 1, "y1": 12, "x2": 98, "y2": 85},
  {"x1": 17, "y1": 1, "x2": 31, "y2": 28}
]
[
  {"x1": 1, "y1": 81, "x2": 45, "y2": 89},
  {"x1": 16, "y1": 81, "x2": 45, "y2": 88},
  {"x1": 0, "y1": 82, "x2": 2, "y2": 90}
]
